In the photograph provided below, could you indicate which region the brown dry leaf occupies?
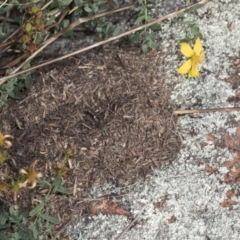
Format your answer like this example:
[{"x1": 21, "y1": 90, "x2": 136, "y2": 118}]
[
  {"x1": 37, "y1": 22, "x2": 45, "y2": 32},
  {"x1": 223, "y1": 154, "x2": 240, "y2": 183},
  {"x1": 90, "y1": 199, "x2": 131, "y2": 217},
  {"x1": 220, "y1": 199, "x2": 236, "y2": 210},
  {"x1": 168, "y1": 215, "x2": 177, "y2": 223},
  {"x1": 153, "y1": 195, "x2": 168, "y2": 209},
  {"x1": 225, "y1": 189, "x2": 236, "y2": 199},
  {"x1": 224, "y1": 132, "x2": 238, "y2": 149},
  {"x1": 148, "y1": 100, "x2": 158, "y2": 108},
  {"x1": 205, "y1": 164, "x2": 215, "y2": 175},
  {"x1": 237, "y1": 122, "x2": 240, "y2": 138},
  {"x1": 227, "y1": 93, "x2": 240, "y2": 103},
  {"x1": 205, "y1": 133, "x2": 215, "y2": 143},
  {"x1": 27, "y1": 43, "x2": 37, "y2": 54}
]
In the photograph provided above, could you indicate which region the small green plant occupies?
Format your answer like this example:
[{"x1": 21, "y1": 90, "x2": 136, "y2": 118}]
[
  {"x1": 177, "y1": 0, "x2": 206, "y2": 45},
  {"x1": 0, "y1": 176, "x2": 71, "y2": 240},
  {"x1": 0, "y1": 65, "x2": 33, "y2": 107},
  {"x1": 0, "y1": 131, "x2": 72, "y2": 239},
  {"x1": 81, "y1": 0, "x2": 120, "y2": 39},
  {"x1": 130, "y1": 0, "x2": 161, "y2": 52}
]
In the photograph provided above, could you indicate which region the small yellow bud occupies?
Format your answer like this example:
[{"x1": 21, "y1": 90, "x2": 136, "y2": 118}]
[
  {"x1": 30, "y1": 5, "x2": 39, "y2": 15},
  {"x1": 33, "y1": 17, "x2": 41, "y2": 27},
  {"x1": 25, "y1": 23, "x2": 32, "y2": 34}
]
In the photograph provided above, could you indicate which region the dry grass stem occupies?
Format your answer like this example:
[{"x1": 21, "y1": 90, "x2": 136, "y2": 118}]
[{"x1": 173, "y1": 107, "x2": 240, "y2": 115}]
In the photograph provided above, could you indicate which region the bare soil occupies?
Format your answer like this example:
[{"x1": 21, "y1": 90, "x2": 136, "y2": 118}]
[{"x1": 0, "y1": 45, "x2": 181, "y2": 237}]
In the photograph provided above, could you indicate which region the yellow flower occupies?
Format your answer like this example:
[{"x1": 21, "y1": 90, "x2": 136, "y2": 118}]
[
  {"x1": 52, "y1": 162, "x2": 67, "y2": 178},
  {"x1": 19, "y1": 160, "x2": 43, "y2": 189},
  {"x1": 0, "y1": 132, "x2": 14, "y2": 148},
  {"x1": 64, "y1": 147, "x2": 73, "y2": 159},
  {"x1": 177, "y1": 37, "x2": 204, "y2": 77}
]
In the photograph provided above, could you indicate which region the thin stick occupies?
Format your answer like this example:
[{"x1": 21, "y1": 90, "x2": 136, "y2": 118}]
[
  {"x1": 0, "y1": 0, "x2": 209, "y2": 85},
  {"x1": 0, "y1": 0, "x2": 7, "y2": 8},
  {"x1": 115, "y1": 204, "x2": 147, "y2": 240},
  {"x1": 173, "y1": 107, "x2": 240, "y2": 115}
]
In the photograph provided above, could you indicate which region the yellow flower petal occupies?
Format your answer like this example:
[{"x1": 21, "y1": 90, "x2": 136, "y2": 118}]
[
  {"x1": 177, "y1": 59, "x2": 192, "y2": 74},
  {"x1": 180, "y1": 42, "x2": 194, "y2": 58},
  {"x1": 188, "y1": 63, "x2": 200, "y2": 77},
  {"x1": 193, "y1": 38, "x2": 203, "y2": 56},
  {"x1": 19, "y1": 169, "x2": 28, "y2": 174},
  {"x1": 3, "y1": 140, "x2": 12, "y2": 148}
]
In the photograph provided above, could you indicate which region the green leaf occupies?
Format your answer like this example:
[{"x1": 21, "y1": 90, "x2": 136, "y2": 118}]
[
  {"x1": 29, "y1": 202, "x2": 44, "y2": 217},
  {"x1": 0, "y1": 223, "x2": 11, "y2": 229},
  {"x1": 84, "y1": 6, "x2": 92, "y2": 13},
  {"x1": 8, "y1": 92, "x2": 21, "y2": 100},
  {"x1": 150, "y1": 24, "x2": 161, "y2": 31},
  {"x1": 74, "y1": 0, "x2": 84, "y2": 7},
  {"x1": 35, "y1": 217, "x2": 42, "y2": 231},
  {"x1": 129, "y1": 32, "x2": 140, "y2": 42},
  {"x1": 178, "y1": 38, "x2": 191, "y2": 44},
  {"x1": 98, "y1": 6, "x2": 109, "y2": 13},
  {"x1": 12, "y1": 231, "x2": 19, "y2": 240},
  {"x1": 62, "y1": 0, "x2": 73, "y2": 5},
  {"x1": 46, "y1": 15, "x2": 56, "y2": 27},
  {"x1": 135, "y1": 15, "x2": 145, "y2": 25},
  {"x1": 9, "y1": 207, "x2": 17, "y2": 217},
  {"x1": 36, "y1": 179, "x2": 51, "y2": 188},
  {"x1": 148, "y1": 0, "x2": 156, "y2": 4},
  {"x1": 96, "y1": 26, "x2": 102, "y2": 33},
  {"x1": 24, "y1": 75, "x2": 33, "y2": 89},
  {"x1": 112, "y1": 27, "x2": 120, "y2": 36},
  {"x1": 39, "y1": 214, "x2": 60, "y2": 224},
  {"x1": 106, "y1": 23, "x2": 113, "y2": 35},
  {"x1": 53, "y1": 177, "x2": 61, "y2": 187},
  {"x1": 145, "y1": 15, "x2": 153, "y2": 23},
  {"x1": 0, "y1": 231, "x2": 10, "y2": 240},
  {"x1": 93, "y1": 5, "x2": 98, "y2": 13},
  {"x1": 0, "y1": 211, "x2": 7, "y2": 225},
  {"x1": 54, "y1": 185, "x2": 72, "y2": 195},
  {"x1": 63, "y1": 19, "x2": 70, "y2": 28},
  {"x1": 149, "y1": 40, "x2": 159, "y2": 49},
  {"x1": 142, "y1": 44, "x2": 149, "y2": 52},
  {"x1": 0, "y1": 5, "x2": 13, "y2": 14},
  {"x1": 94, "y1": 0, "x2": 107, "y2": 4},
  {"x1": 29, "y1": 224, "x2": 38, "y2": 239}
]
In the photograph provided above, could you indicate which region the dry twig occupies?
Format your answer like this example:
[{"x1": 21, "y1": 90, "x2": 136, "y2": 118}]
[
  {"x1": 173, "y1": 107, "x2": 240, "y2": 115},
  {"x1": 90, "y1": 199, "x2": 131, "y2": 217}
]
